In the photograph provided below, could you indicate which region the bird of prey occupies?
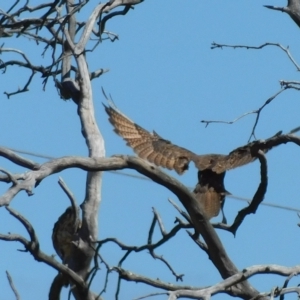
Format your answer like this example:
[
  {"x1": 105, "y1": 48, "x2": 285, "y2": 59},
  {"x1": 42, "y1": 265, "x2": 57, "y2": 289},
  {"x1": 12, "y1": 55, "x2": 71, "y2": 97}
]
[
  {"x1": 104, "y1": 104, "x2": 263, "y2": 220},
  {"x1": 51, "y1": 206, "x2": 81, "y2": 290},
  {"x1": 52, "y1": 206, "x2": 81, "y2": 263},
  {"x1": 49, "y1": 207, "x2": 81, "y2": 299}
]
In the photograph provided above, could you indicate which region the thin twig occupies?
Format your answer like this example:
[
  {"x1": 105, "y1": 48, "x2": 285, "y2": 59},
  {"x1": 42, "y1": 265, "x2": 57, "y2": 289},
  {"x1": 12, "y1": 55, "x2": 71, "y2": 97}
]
[
  {"x1": 211, "y1": 42, "x2": 300, "y2": 70},
  {"x1": 168, "y1": 198, "x2": 192, "y2": 224},
  {"x1": 6, "y1": 271, "x2": 20, "y2": 300},
  {"x1": 152, "y1": 207, "x2": 167, "y2": 236},
  {"x1": 201, "y1": 87, "x2": 288, "y2": 141},
  {"x1": 58, "y1": 177, "x2": 79, "y2": 223},
  {"x1": 133, "y1": 291, "x2": 169, "y2": 300}
]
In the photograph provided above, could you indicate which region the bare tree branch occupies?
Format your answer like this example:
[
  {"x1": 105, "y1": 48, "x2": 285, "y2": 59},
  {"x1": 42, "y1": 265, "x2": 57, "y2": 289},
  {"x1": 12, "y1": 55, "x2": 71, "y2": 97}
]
[
  {"x1": 0, "y1": 168, "x2": 18, "y2": 185},
  {"x1": 5, "y1": 271, "x2": 20, "y2": 300},
  {"x1": 168, "y1": 264, "x2": 300, "y2": 299},
  {"x1": 168, "y1": 198, "x2": 193, "y2": 224},
  {"x1": 58, "y1": 176, "x2": 79, "y2": 221},
  {"x1": 97, "y1": 219, "x2": 189, "y2": 255},
  {"x1": 98, "y1": 5, "x2": 132, "y2": 37},
  {"x1": 228, "y1": 150, "x2": 268, "y2": 235},
  {"x1": 264, "y1": 1, "x2": 300, "y2": 28},
  {"x1": 147, "y1": 209, "x2": 184, "y2": 281},
  {"x1": 280, "y1": 80, "x2": 300, "y2": 91},
  {"x1": 0, "y1": 147, "x2": 39, "y2": 169},
  {"x1": 0, "y1": 1, "x2": 140, "y2": 99},
  {"x1": 109, "y1": 264, "x2": 300, "y2": 299},
  {"x1": 187, "y1": 230, "x2": 209, "y2": 254},
  {"x1": 202, "y1": 87, "x2": 288, "y2": 141},
  {"x1": 211, "y1": 42, "x2": 300, "y2": 71},
  {"x1": 113, "y1": 266, "x2": 201, "y2": 291},
  {"x1": 135, "y1": 292, "x2": 169, "y2": 300},
  {"x1": 4, "y1": 69, "x2": 36, "y2": 98},
  {"x1": 206, "y1": 41, "x2": 300, "y2": 138},
  {"x1": 74, "y1": 0, "x2": 143, "y2": 55},
  {"x1": 279, "y1": 272, "x2": 297, "y2": 300},
  {"x1": 0, "y1": 173, "x2": 24, "y2": 184}
]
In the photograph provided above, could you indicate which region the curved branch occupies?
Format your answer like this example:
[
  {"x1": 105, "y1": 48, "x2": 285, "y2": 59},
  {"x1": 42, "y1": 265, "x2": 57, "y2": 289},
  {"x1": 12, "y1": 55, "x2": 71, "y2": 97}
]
[
  {"x1": 228, "y1": 150, "x2": 268, "y2": 235},
  {"x1": 58, "y1": 177, "x2": 80, "y2": 223},
  {"x1": 98, "y1": 5, "x2": 131, "y2": 36},
  {"x1": 168, "y1": 264, "x2": 300, "y2": 299}
]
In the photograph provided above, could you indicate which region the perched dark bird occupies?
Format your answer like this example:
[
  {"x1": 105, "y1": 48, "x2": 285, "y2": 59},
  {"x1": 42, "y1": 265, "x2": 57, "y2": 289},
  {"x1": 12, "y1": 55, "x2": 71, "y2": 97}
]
[
  {"x1": 104, "y1": 105, "x2": 264, "y2": 220},
  {"x1": 264, "y1": 0, "x2": 300, "y2": 28},
  {"x1": 49, "y1": 207, "x2": 81, "y2": 300},
  {"x1": 52, "y1": 206, "x2": 81, "y2": 264},
  {"x1": 50, "y1": 207, "x2": 81, "y2": 299}
]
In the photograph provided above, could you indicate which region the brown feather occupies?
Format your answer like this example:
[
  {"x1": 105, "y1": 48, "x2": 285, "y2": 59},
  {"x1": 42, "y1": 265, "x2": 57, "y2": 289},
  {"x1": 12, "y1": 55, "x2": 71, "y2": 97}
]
[
  {"x1": 104, "y1": 104, "x2": 194, "y2": 174},
  {"x1": 193, "y1": 169, "x2": 229, "y2": 219}
]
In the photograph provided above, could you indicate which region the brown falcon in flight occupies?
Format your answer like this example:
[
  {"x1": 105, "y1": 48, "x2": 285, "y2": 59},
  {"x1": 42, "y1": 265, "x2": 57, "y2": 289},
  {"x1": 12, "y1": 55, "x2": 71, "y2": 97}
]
[{"x1": 104, "y1": 105, "x2": 264, "y2": 220}]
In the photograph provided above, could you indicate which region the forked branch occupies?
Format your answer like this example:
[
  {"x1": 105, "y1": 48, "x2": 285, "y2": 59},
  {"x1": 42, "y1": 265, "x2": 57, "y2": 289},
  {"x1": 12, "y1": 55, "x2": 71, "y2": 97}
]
[{"x1": 202, "y1": 87, "x2": 288, "y2": 141}]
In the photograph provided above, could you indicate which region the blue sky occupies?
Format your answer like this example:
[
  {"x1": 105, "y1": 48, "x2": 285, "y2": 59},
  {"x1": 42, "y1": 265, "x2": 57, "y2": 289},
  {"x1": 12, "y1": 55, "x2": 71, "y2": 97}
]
[{"x1": 1, "y1": 1, "x2": 300, "y2": 299}]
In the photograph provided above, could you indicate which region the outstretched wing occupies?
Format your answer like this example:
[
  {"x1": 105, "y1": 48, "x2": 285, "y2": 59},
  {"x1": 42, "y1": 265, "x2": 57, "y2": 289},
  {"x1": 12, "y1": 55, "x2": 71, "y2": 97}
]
[
  {"x1": 104, "y1": 104, "x2": 264, "y2": 175},
  {"x1": 214, "y1": 144, "x2": 258, "y2": 173},
  {"x1": 104, "y1": 104, "x2": 197, "y2": 174},
  {"x1": 193, "y1": 144, "x2": 257, "y2": 174}
]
